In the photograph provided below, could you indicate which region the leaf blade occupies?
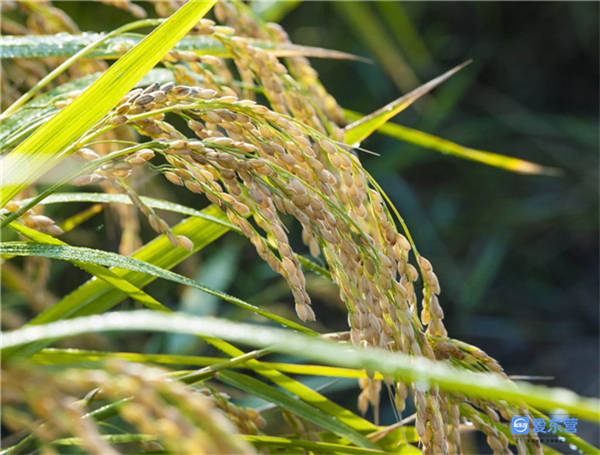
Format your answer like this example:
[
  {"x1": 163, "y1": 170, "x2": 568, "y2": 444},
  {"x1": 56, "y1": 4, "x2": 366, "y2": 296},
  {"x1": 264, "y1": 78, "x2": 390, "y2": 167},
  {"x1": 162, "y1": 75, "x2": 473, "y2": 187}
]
[
  {"x1": 0, "y1": 241, "x2": 311, "y2": 334},
  {"x1": 0, "y1": 0, "x2": 217, "y2": 206},
  {"x1": 344, "y1": 61, "x2": 471, "y2": 146},
  {"x1": 3, "y1": 310, "x2": 599, "y2": 423},
  {"x1": 344, "y1": 110, "x2": 558, "y2": 175},
  {"x1": 218, "y1": 370, "x2": 378, "y2": 449}
]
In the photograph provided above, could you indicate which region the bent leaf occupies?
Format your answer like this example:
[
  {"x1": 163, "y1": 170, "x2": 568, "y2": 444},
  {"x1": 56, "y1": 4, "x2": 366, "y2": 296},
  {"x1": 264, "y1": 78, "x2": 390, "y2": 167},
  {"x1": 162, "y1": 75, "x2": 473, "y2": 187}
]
[
  {"x1": 3, "y1": 310, "x2": 599, "y2": 423},
  {"x1": 218, "y1": 370, "x2": 378, "y2": 449},
  {"x1": 4, "y1": 222, "x2": 168, "y2": 312},
  {"x1": 203, "y1": 338, "x2": 378, "y2": 435},
  {"x1": 344, "y1": 61, "x2": 471, "y2": 147},
  {"x1": 345, "y1": 110, "x2": 558, "y2": 175},
  {"x1": 0, "y1": 192, "x2": 331, "y2": 278},
  {"x1": 0, "y1": 241, "x2": 310, "y2": 334}
]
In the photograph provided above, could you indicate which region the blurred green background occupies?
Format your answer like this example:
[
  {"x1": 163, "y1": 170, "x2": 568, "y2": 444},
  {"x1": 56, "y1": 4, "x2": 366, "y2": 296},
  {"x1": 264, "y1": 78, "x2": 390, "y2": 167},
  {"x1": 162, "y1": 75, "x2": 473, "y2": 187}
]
[
  {"x1": 6, "y1": 1, "x2": 598, "y2": 450},
  {"x1": 279, "y1": 1, "x2": 599, "y2": 445}
]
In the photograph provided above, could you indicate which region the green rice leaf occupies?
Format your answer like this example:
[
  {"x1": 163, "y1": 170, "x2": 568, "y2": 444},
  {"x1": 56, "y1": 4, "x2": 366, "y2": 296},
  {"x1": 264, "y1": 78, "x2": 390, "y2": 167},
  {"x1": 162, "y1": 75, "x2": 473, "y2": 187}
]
[
  {"x1": 244, "y1": 435, "x2": 391, "y2": 454},
  {"x1": 345, "y1": 110, "x2": 558, "y2": 175},
  {"x1": 21, "y1": 206, "x2": 229, "y2": 323},
  {"x1": 202, "y1": 338, "x2": 378, "y2": 435},
  {"x1": 0, "y1": 0, "x2": 217, "y2": 207},
  {"x1": 0, "y1": 70, "x2": 173, "y2": 152},
  {"x1": 0, "y1": 192, "x2": 331, "y2": 279},
  {"x1": 344, "y1": 61, "x2": 471, "y2": 147},
  {"x1": 31, "y1": 348, "x2": 225, "y2": 367},
  {"x1": 29, "y1": 348, "x2": 385, "y2": 382},
  {"x1": 0, "y1": 33, "x2": 362, "y2": 61},
  {"x1": 5, "y1": 222, "x2": 168, "y2": 312},
  {"x1": 0, "y1": 241, "x2": 310, "y2": 334},
  {"x1": 3, "y1": 310, "x2": 599, "y2": 423},
  {"x1": 217, "y1": 370, "x2": 378, "y2": 449}
]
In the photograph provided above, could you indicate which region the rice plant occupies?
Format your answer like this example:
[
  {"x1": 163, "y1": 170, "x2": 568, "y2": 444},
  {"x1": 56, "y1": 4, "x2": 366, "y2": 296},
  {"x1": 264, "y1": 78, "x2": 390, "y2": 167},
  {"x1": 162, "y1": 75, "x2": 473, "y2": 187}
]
[{"x1": 1, "y1": 1, "x2": 597, "y2": 454}]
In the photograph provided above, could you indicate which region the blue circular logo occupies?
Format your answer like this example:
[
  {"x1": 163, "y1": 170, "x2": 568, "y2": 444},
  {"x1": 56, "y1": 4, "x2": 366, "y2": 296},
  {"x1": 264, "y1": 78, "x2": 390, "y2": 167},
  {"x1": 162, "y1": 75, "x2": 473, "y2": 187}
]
[{"x1": 511, "y1": 416, "x2": 530, "y2": 435}]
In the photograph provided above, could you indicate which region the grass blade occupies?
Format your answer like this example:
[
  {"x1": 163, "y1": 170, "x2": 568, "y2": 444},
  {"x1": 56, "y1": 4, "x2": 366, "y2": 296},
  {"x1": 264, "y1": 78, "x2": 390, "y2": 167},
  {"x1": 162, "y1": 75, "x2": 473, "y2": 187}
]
[
  {"x1": 345, "y1": 110, "x2": 558, "y2": 175},
  {"x1": 0, "y1": 241, "x2": 310, "y2": 334},
  {"x1": 3, "y1": 310, "x2": 599, "y2": 423},
  {"x1": 0, "y1": 33, "x2": 363, "y2": 62},
  {"x1": 0, "y1": 0, "x2": 217, "y2": 207},
  {"x1": 5, "y1": 223, "x2": 169, "y2": 312},
  {"x1": 244, "y1": 435, "x2": 390, "y2": 454},
  {"x1": 0, "y1": 192, "x2": 331, "y2": 279},
  {"x1": 0, "y1": 19, "x2": 163, "y2": 119},
  {"x1": 203, "y1": 338, "x2": 378, "y2": 435},
  {"x1": 344, "y1": 61, "x2": 471, "y2": 146},
  {"x1": 217, "y1": 370, "x2": 378, "y2": 449}
]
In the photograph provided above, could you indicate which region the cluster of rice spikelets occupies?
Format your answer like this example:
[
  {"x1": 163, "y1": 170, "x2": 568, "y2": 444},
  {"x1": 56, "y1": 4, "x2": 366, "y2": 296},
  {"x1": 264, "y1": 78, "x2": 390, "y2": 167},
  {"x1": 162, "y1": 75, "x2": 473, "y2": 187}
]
[
  {"x1": 2, "y1": 1, "x2": 547, "y2": 453},
  {"x1": 1, "y1": 361, "x2": 259, "y2": 454}
]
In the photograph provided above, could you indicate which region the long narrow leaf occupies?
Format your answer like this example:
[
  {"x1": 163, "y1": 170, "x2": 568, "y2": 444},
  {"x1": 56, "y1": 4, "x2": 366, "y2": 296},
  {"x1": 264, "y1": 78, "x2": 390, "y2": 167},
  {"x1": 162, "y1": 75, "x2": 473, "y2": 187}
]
[
  {"x1": 30, "y1": 348, "x2": 385, "y2": 381},
  {"x1": 0, "y1": 33, "x2": 363, "y2": 61},
  {"x1": 5, "y1": 223, "x2": 168, "y2": 312},
  {"x1": 0, "y1": 0, "x2": 216, "y2": 206},
  {"x1": 0, "y1": 19, "x2": 162, "y2": 119},
  {"x1": 218, "y1": 370, "x2": 377, "y2": 449},
  {"x1": 344, "y1": 61, "x2": 471, "y2": 146},
  {"x1": 0, "y1": 192, "x2": 330, "y2": 278},
  {"x1": 0, "y1": 241, "x2": 310, "y2": 334},
  {"x1": 345, "y1": 110, "x2": 558, "y2": 175},
  {"x1": 202, "y1": 338, "x2": 378, "y2": 435},
  {"x1": 3, "y1": 310, "x2": 599, "y2": 423},
  {"x1": 4, "y1": 207, "x2": 231, "y2": 360}
]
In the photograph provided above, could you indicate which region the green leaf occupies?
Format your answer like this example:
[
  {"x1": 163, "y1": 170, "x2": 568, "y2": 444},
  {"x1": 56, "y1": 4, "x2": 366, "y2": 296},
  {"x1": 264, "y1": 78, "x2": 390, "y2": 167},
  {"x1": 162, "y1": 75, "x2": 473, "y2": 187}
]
[
  {"x1": 30, "y1": 348, "x2": 389, "y2": 383},
  {"x1": 217, "y1": 370, "x2": 378, "y2": 449},
  {"x1": 3, "y1": 310, "x2": 599, "y2": 423},
  {"x1": 32, "y1": 348, "x2": 225, "y2": 367},
  {"x1": 0, "y1": 241, "x2": 311, "y2": 334},
  {"x1": 0, "y1": 0, "x2": 217, "y2": 207},
  {"x1": 0, "y1": 192, "x2": 331, "y2": 278},
  {"x1": 26, "y1": 206, "x2": 229, "y2": 321},
  {"x1": 244, "y1": 435, "x2": 391, "y2": 454},
  {"x1": 344, "y1": 110, "x2": 559, "y2": 175},
  {"x1": 1, "y1": 192, "x2": 237, "y2": 230},
  {"x1": 0, "y1": 19, "x2": 163, "y2": 119},
  {"x1": 201, "y1": 338, "x2": 378, "y2": 435},
  {"x1": 0, "y1": 33, "x2": 362, "y2": 61},
  {"x1": 5, "y1": 222, "x2": 168, "y2": 312},
  {"x1": 0, "y1": 70, "x2": 173, "y2": 152},
  {"x1": 52, "y1": 433, "x2": 396, "y2": 454},
  {"x1": 344, "y1": 61, "x2": 471, "y2": 147}
]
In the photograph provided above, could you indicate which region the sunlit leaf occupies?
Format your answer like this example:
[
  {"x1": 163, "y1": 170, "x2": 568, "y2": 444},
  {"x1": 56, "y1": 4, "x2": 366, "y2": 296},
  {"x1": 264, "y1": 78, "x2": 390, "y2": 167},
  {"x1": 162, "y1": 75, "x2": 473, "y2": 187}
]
[
  {"x1": 345, "y1": 110, "x2": 558, "y2": 175},
  {"x1": 218, "y1": 370, "x2": 377, "y2": 449},
  {"x1": 0, "y1": 33, "x2": 363, "y2": 61},
  {"x1": 0, "y1": 241, "x2": 310, "y2": 334},
  {"x1": 3, "y1": 310, "x2": 599, "y2": 422},
  {"x1": 0, "y1": 0, "x2": 217, "y2": 206},
  {"x1": 5, "y1": 223, "x2": 168, "y2": 312},
  {"x1": 344, "y1": 62, "x2": 471, "y2": 146}
]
